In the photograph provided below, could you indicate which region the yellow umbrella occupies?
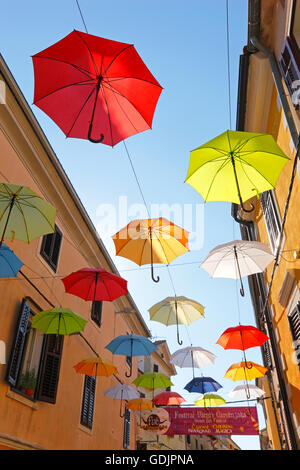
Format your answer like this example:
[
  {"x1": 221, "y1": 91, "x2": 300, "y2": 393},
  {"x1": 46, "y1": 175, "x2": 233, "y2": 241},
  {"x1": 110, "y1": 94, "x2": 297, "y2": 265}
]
[
  {"x1": 73, "y1": 357, "x2": 118, "y2": 377},
  {"x1": 112, "y1": 217, "x2": 189, "y2": 283},
  {"x1": 224, "y1": 361, "x2": 268, "y2": 382},
  {"x1": 126, "y1": 398, "x2": 155, "y2": 425},
  {"x1": 0, "y1": 182, "x2": 56, "y2": 248},
  {"x1": 194, "y1": 393, "x2": 226, "y2": 407},
  {"x1": 148, "y1": 296, "x2": 204, "y2": 344}
]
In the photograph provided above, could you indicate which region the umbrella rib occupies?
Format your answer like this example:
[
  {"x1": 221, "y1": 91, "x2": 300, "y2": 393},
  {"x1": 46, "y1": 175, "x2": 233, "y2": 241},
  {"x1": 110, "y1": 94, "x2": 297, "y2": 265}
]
[
  {"x1": 74, "y1": 30, "x2": 100, "y2": 76},
  {"x1": 65, "y1": 86, "x2": 97, "y2": 138},
  {"x1": 105, "y1": 75, "x2": 163, "y2": 89},
  {"x1": 33, "y1": 79, "x2": 95, "y2": 105},
  {"x1": 99, "y1": 85, "x2": 114, "y2": 145},
  {"x1": 103, "y1": 44, "x2": 134, "y2": 76},
  {"x1": 203, "y1": 158, "x2": 232, "y2": 202},
  {"x1": 15, "y1": 197, "x2": 55, "y2": 232},
  {"x1": 14, "y1": 199, "x2": 30, "y2": 243},
  {"x1": 33, "y1": 55, "x2": 96, "y2": 80},
  {"x1": 235, "y1": 153, "x2": 286, "y2": 189}
]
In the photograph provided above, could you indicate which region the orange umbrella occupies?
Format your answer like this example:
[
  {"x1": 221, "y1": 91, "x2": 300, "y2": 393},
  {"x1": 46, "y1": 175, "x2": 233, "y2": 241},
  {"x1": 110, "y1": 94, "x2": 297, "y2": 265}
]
[
  {"x1": 224, "y1": 361, "x2": 267, "y2": 400},
  {"x1": 126, "y1": 398, "x2": 155, "y2": 425},
  {"x1": 73, "y1": 357, "x2": 118, "y2": 377},
  {"x1": 112, "y1": 217, "x2": 189, "y2": 282}
]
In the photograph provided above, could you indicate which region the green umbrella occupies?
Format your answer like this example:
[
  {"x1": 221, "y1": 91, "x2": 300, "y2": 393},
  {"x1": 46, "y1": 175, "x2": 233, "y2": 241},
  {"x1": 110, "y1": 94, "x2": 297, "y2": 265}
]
[
  {"x1": 31, "y1": 308, "x2": 87, "y2": 335},
  {"x1": 194, "y1": 393, "x2": 226, "y2": 407},
  {"x1": 185, "y1": 130, "x2": 289, "y2": 213},
  {"x1": 133, "y1": 372, "x2": 173, "y2": 400}
]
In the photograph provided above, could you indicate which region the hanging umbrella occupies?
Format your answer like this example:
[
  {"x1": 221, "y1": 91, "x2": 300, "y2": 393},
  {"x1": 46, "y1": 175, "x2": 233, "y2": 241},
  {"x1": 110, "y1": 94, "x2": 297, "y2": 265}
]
[
  {"x1": 229, "y1": 384, "x2": 265, "y2": 400},
  {"x1": 184, "y1": 376, "x2": 222, "y2": 394},
  {"x1": 61, "y1": 267, "x2": 128, "y2": 302},
  {"x1": 31, "y1": 307, "x2": 87, "y2": 335},
  {"x1": 200, "y1": 240, "x2": 274, "y2": 296},
  {"x1": 73, "y1": 357, "x2": 118, "y2": 377},
  {"x1": 125, "y1": 398, "x2": 155, "y2": 425},
  {"x1": 194, "y1": 393, "x2": 226, "y2": 407},
  {"x1": 170, "y1": 346, "x2": 216, "y2": 378},
  {"x1": 104, "y1": 384, "x2": 140, "y2": 417},
  {"x1": 133, "y1": 372, "x2": 173, "y2": 400},
  {"x1": 0, "y1": 243, "x2": 23, "y2": 278},
  {"x1": 224, "y1": 362, "x2": 268, "y2": 382},
  {"x1": 0, "y1": 182, "x2": 56, "y2": 248},
  {"x1": 185, "y1": 130, "x2": 289, "y2": 213},
  {"x1": 112, "y1": 217, "x2": 189, "y2": 283},
  {"x1": 148, "y1": 296, "x2": 204, "y2": 345},
  {"x1": 153, "y1": 391, "x2": 186, "y2": 406},
  {"x1": 32, "y1": 30, "x2": 162, "y2": 146},
  {"x1": 105, "y1": 334, "x2": 157, "y2": 378}
]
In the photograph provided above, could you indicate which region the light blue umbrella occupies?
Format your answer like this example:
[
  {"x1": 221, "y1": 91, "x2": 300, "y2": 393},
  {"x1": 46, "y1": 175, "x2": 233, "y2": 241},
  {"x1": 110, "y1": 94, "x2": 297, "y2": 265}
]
[
  {"x1": 105, "y1": 334, "x2": 157, "y2": 377},
  {"x1": 0, "y1": 244, "x2": 23, "y2": 278}
]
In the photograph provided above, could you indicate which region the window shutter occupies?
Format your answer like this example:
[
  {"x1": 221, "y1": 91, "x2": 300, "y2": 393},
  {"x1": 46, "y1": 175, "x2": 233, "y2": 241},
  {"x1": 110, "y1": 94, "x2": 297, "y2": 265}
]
[
  {"x1": 81, "y1": 375, "x2": 96, "y2": 428},
  {"x1": 38, "y1": 334, "x2": 64, "y2": 404},
  {"x1": 40, "y1": 225, "x2": 62, "y2": 272},
  {"x1": 279, "y1": 37, "x2": 300, "y2": 108},
  {"x1": 6, "y1": 299, "x2": 31, "y2": 387},
  {"x1": 260, "y1": 191, "x2": 282, "y2": 253},
  {"x1": 153, "y1": 364, "x2": 159, "y2": 373},
  {"x1": 91, "y1": 300, "x2": 103, "y2": 327},
  {"x1": 123, "y1": 407, "x2": 131, "y2": 449},
  {"x1": 288, "y1": 303, "x2": 300, "y2": 368}
]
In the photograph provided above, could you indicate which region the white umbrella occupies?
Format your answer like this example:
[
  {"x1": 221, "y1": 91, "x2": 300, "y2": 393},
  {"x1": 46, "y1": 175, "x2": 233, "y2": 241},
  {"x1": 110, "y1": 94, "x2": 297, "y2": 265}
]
[
  {"x1": 229, "y1": 384, "x2": 265, "y2": 400},
  {"x1": 170, "y1": 346, "x2": 216, "y2": 380},
  {"x1": 104, "y1": 384, "x2": 140, "y2": 417},
  {"x1": 200, "y1": 240, "x2": 274, "y2": 296}
]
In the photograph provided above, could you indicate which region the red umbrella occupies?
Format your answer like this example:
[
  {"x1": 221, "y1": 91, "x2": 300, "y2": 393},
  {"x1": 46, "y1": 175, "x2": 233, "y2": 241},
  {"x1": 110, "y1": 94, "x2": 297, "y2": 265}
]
[
  {"x1": 216, "y1": 324, "x2": 269, "y2": 351},
  {"x1": 153, "y1": 391, "x2": 186, "y2": 406},
  {"x1": 61, "y1": 268, "x2": 128, "y2": 302},
  {"x1": 32, "y1": 30, "x2": 162, "y2": 146}
]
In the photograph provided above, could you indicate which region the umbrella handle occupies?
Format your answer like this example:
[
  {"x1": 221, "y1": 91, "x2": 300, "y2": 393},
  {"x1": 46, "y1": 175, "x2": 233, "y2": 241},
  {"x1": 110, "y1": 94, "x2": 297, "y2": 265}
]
[
  {"x1": 230, "y1": 154, "x2": 255, "y2": 214},
  {"x1": 0, "y1": 195, "x2": 16, "y2": 249},
  {"x1": 151, "y1": 264, "x2": 160, "y2": 283},
  {"x1": 125, "y1": 339, "x2": 133, "y2": 377},
  {"x1": 88, "y1": 125, "x2": 104, "y2": 143},
  {"x1": 150, "y1": 228, "x2": 160, "y2": 283},
  {"x1": 233, "y1": 245, "x2": 245, "y2": 297},
  {"x1": 175, "y1": 300, "x2": 183, "y2": 345},
  {"x1": 88, "y1": 77, "x2": 104, "y2": 143}
]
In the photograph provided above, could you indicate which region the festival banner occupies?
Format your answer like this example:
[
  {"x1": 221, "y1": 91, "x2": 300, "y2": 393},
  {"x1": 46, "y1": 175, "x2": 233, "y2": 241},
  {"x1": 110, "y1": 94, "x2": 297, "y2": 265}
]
[{"x1": 139, "y1": 406, "x2": 259, "y2": 436}]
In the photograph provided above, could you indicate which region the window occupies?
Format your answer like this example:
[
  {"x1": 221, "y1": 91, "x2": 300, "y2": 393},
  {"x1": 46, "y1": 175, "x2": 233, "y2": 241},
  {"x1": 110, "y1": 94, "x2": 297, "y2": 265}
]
[
  {"x1": 123, "y1": 407, "x2": 131, "y2": 449},
  {"x1": 81, "y1": 375, "x2": 96, "y2": 429},
  {"x1": 260, "y1": 191, "x2": 282, "y2": 253},
  {"x1": 40, "y1": 225, "x2": 62, "y2": 272},
  {"x1": 288, "y1": 302, "x2": 300, "y2": 368},
  {"x1": 91, "y1": 301, "x2": 102, "y2": 327},
  {"x1": 153, "y1": 364, "x2": 159, "y2": 373},
  {"x1": 6, "y1": 299, "x2": 64, "y2": 403}
]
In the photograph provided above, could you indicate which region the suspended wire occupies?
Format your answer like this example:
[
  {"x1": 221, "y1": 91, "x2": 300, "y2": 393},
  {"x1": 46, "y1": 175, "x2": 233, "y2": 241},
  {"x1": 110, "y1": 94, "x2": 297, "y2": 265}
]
[
  {"x1": 75, "y1": 0, "x2": 88, "y2": 33},
  {"x1": 226, "y1": 0, "x2": 232, "y2": 129}
]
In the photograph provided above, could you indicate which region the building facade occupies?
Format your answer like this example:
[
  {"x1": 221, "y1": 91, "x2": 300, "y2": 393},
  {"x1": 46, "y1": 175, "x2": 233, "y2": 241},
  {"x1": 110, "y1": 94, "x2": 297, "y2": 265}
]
[
  {"x1": 232, "y1": 0, "x2": 300, "y2": 450},
  {"x1": 0, "y1": 52, "x2": 161, "y2": 450}
]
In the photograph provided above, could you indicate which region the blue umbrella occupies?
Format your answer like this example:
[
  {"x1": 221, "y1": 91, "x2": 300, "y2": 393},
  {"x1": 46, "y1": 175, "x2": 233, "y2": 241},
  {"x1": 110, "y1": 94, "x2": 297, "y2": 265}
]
[
  {"x1": 0, "y1": 244, "x2": 23, "y2": 278},
  {"x1": 105, "y1": 334, "x2": 157, "y2": 377},
  {"x1": 184, "y1": 376, "x2": 222, "y2": 394}
]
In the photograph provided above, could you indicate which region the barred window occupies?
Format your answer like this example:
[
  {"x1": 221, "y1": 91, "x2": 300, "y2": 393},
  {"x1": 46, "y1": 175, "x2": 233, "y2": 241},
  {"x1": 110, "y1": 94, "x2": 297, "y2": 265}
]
[{"x1": 260, "y1": 191, "x2": 282, "y2": 253}]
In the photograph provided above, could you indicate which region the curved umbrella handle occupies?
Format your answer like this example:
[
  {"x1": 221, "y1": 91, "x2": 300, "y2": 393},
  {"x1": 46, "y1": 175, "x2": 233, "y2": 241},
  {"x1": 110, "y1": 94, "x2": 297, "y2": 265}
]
[
  {"x1": 125, "y1": 361, "x2": 133, "y2": 378},
  {"x1": 151, "y1": 263, "x2": 160, "y2": 283},
  {"x1": 240, "y1": 201, "x2": 255, "y2": 213},
  {"x1": 233, "y1": 245, "x2": 245, "y2": 297},
  {"x1": 88, "y1": 124, "x2": 104, "y2": 143},
  {"x1": 230, "y1": 154, "x2": 255, "y2": 214},
  {"x1": 125, "y1": 339, "x2": 133, "y2": 377},
  {"x1": 88, "y1": 77, "x2": 104, "y2": 143},
  {"x1": 150, "y1": 227, "x2": 160, "y2": 283},
  {"x1": 175, "y1": 299, "x2": 183, "y2": 345}
]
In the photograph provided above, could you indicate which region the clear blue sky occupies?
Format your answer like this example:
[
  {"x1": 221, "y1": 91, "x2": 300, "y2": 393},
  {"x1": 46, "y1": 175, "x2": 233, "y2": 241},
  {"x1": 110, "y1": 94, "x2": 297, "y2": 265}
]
[{"x1": 0, "y1": 0, "x2": 266, "y2": 450}]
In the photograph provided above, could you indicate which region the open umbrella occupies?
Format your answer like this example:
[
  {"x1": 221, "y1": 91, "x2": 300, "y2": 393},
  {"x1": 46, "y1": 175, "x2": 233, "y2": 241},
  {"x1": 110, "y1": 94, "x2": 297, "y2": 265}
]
[
  {"x1": 125, "y1": 398, "x2": 155, "y2": 425},
  {"x1": 133, "y1": 372, "x2": 173, "y2": 401},
  {"x1": 184, "y1": 376, "x2": 222, "y2": 394},
  {"x1": 185, "y1": 130, "x2": 289, "y2": 213},
  {"x1": 112, "y1": 217, "x2": 189, "y2": 283},
  {"x1": 73, "y1": 357, "x2": 118, "y2": 377},
  {"x1": 105, "y1": 334, "x2": 157, "y2": 377},
  {"x1": 0, "y1": 243, "x2": 23, "y2": 278},
  {"x1": 153, "y1": 391, "x2": 186, "y2": 406},
  {"x1": 61, "y1": 268, "x2": 128, "y2": 302},
  {"x1": 224, "y1": 361, "x2": 268, "y2": 382},
  {"x1": 148, "y1": 296, "x2": 204, "y2": 345},
  {"x1": 104, "y1": 384, "x2": 140, "y2": 417},
  {"x1": 31, "y1": 307, "x2": 87, "y2": 335},
  {"x1": 194, "y1": 393, "x2": 226, "y2": 407},
  {"x1": 229, "y1": 384, "x2": 265, "y2": 400},
  {"x1": 200, "y1": 240, "x2": 274, "y2": 296},
  {"x1": 0, "y1": 182, "x2": 56, "y2": 249},
  {"x1": 32, "y1": 30, "x2": 162, "y2": 146},
  {"x1": 170, "y1": 346, "x2": 216, "y2": 379}
]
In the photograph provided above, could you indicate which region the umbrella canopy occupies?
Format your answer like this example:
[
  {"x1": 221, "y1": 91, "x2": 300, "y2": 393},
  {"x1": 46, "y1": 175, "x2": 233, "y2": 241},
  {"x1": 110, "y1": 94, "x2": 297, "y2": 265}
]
[
  {"x1": 126, "y1": 398, "x2": 155, "y2": 411},
  {"x1": 185, "y1": 130, "x2": 289, "y2": 213},
  {"x1": 104, "y1": 384, "x2": 140, "y2": 417},
  {"x1": 148, "y1": 296, "x2": 204, "y2": 345},
  {"x1": 112, "y1": 217, "x2": 189, "y2": 283},
  {"x1": 105, "y1": 334, "x2": 157, "y2": 377},
  {"x1": 73, "y1": 357, "x2": 118, "y2": 377},
  {"x1": 133, "y1": 372, "x2": 173, "y2": 391},
  {"x1": 217, "y1": 324, "x2": 269, "y2": 351},
  {"x1": 61, "y1": 267, "x2": 128, "y2": 302},
  {"x1": 31, "y1": 308, "x2": 87, "y2": 335},
  {"x1": 0, "y1": 243, "x2": 23, "y2": 278},
  {"x1": 195, "y1": 393, "x2": 226, "y2": 407},
  {"x1": 0, "y1": 182, "x2": 56, "y2": 248},
  {"x1": 184, "y1": 376, "x2": 222, "y2": 394},
  {"x1": 200, "y1": 240, "x2": 274, "y2": 296},
  {"x1": 153, "y1": 391, "x2": 186, "y2": 406},
  {"x1": 229, "y1": 384, "x2": 265, "y2": 400},
  {"x1": 32, "y1": 30, "x2": 162, "y2": 146},
  {"x1": 224, "y1": 362, "x2": 268, "y2": 382},
  {"x1": 170, "y1": 346, "x2": 216, "y2": 374}
]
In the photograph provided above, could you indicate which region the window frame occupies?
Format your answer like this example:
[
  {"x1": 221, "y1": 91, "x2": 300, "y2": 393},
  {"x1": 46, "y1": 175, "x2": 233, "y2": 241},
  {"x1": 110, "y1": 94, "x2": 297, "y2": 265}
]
[
  {"x1": 287, "y1": 302, "x2": 300, "y2": 369},
  {"x1": 80, "y1": 375, "x2": 97, "y2": 429},
  {"x1": 260, "y1": 190, "x2": 283, "y2": 254},
  {"x1": 40, "y1": 224, "x2": 63, "y2": 273},
  {"x1": 91, "y1": 300, "x2": 103, "y2": 328}
]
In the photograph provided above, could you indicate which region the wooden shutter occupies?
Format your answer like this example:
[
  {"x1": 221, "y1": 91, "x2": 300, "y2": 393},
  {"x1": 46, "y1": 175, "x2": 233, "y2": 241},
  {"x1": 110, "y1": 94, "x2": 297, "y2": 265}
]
[
  {"x1": 288, "y1": 303, "x2": 300, "y2": 368},
  {"x1": 81, "y1": 375, "x2": 96, "y2": 428},
  {"x1": 38, "y1": 334, "x2": 64, "y2": 404},
  {"x1": 91, "y1": 301, "x2": 103, "y2": 327},
  {"x1": 6, "y1": 299, "x2": 31, "y2": 387},
  {"x1": 279, "y1": 37, "x2": 300, "y2": 108},
  {"x1": 123, "y1": 407, "x2": 131, "y2": 449}
]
